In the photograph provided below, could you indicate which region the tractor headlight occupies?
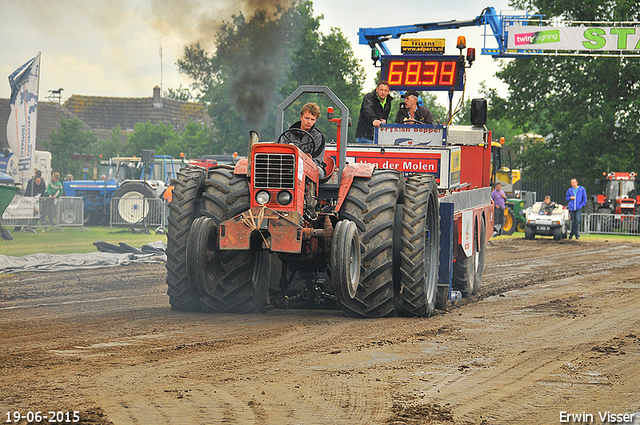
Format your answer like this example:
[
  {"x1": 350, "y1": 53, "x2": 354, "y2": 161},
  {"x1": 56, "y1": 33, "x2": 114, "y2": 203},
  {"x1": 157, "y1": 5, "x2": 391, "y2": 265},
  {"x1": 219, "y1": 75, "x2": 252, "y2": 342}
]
[
  {"x1": 277, "y1": 190, "x2": 292, "y2": 205},
  {"x1": 255, "y1": 190, "x2": 271, "y2": 205}
]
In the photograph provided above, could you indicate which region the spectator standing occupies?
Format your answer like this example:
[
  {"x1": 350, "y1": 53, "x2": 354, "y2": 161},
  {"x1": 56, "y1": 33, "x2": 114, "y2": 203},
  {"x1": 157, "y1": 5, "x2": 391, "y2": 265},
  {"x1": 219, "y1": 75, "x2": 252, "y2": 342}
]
[
  {"x1": 46, "y1": 172, "x2": 63, "y2": 198},
  {"x1": 566, "y1": 178, "x2": 587, "y2": 239},
  {"x1": 355, "y1": 81, "x2": 392, "y2": 144},
  {"x1": 25, "y1": 169, "x2": 47, "y2": 197},
  {"x1": 491, "y1": 182, "x2": 507, "y2": 237}
]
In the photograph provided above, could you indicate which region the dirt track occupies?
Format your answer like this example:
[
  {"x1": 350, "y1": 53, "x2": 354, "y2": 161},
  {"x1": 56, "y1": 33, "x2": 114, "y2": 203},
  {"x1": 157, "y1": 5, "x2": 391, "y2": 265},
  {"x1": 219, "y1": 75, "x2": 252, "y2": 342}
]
[{"x1": 1, "y1": 238, "x2": 640, "y2": 425}]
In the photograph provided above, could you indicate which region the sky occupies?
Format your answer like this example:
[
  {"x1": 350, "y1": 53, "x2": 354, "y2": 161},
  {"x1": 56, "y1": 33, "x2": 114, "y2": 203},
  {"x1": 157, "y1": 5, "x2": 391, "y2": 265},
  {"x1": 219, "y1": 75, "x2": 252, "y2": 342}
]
[{"x1": 0, "y1": 0, "x2": 516, "y2": 108}]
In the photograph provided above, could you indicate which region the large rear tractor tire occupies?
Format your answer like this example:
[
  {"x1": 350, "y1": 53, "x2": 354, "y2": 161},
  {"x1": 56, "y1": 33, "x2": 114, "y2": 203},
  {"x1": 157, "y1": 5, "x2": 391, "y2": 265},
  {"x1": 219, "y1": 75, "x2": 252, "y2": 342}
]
[
  {"x1": 398, "y1": 174, "x2": 440, "y2": 317},
  {"x1": 112, "y1": 181, "x2": 161, "y2": 225},
  {"x1": 165, "y1": 167, "x2": 206, "y2": 311},
  {"x1": 338, "y1": 169, "x2": 402, "y2": 318},
  {"x1": 195, "y1": 167, "x2": 269, "y2": 313},
  {"x1": 472, "y1": 217, "x2": 487, "y2": 295},
  {"x1": 502, "y1": 206, "x2": 515, "y2": 235}
]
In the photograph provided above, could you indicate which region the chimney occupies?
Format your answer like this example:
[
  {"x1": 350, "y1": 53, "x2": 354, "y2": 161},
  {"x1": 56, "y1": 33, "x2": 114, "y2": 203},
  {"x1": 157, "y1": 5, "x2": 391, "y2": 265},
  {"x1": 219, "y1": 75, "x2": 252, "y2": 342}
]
[{"x1": 153, "y1": 85, "x2": 163, "y2": 108}]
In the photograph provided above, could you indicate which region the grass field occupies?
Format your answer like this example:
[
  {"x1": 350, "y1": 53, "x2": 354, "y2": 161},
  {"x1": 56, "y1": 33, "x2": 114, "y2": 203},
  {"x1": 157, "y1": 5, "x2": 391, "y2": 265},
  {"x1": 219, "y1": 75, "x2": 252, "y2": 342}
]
[{"x1": 0, "y1": 226, "x2": 167, "y2": 257}]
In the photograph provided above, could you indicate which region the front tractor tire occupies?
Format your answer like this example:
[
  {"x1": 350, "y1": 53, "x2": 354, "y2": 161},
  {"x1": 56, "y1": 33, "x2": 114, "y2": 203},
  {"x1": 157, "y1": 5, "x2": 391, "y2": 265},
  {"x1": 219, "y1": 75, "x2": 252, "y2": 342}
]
[
  {"x1": 399, "y1": 174, "x2": 440, "y2": 317},
  {"x1": 191, "y1": 167, "x2": 269, "y2": 313},
  {"x1": 338, "y1": 169, "x2": 402, "y2": 318},
  {"x1": 165, "y1": 168, "x2": 206, "y2": 311}
]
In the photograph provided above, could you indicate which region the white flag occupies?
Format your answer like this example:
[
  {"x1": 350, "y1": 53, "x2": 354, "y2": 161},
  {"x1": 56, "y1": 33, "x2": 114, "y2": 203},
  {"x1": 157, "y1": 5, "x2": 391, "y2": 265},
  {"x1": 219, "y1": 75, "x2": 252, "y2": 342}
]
[{"x1": 6, "y1": 52, "x2": 41, "y2": 179}]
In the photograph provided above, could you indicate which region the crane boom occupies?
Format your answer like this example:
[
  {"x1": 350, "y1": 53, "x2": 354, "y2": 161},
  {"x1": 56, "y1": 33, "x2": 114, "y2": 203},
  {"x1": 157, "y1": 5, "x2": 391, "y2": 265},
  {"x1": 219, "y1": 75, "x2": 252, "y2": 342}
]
[{"x1": 358, "y1": 7, "x2": 506, "y2": 56}]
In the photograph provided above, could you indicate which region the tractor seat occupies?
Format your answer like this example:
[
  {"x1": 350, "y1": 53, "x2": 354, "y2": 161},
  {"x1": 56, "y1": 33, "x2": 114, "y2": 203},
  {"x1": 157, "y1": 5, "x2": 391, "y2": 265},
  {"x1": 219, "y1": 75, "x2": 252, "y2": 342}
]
[{"x1": 320, "y1": 155, "x2": 336, "y2": 183}]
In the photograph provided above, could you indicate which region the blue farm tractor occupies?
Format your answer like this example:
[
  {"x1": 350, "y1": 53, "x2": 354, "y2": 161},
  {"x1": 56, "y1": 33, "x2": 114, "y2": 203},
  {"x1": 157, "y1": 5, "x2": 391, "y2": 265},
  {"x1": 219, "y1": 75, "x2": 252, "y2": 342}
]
[{"x1": 63, "y1": 155, "x2": 182, "y2": 225}]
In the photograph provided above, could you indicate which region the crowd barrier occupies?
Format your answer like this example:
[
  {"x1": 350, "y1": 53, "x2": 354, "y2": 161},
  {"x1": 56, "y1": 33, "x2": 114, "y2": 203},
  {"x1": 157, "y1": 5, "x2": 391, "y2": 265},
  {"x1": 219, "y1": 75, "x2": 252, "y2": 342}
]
[
  {"x1": 1, "y1": 196, "x2": 85, "y2": 232},
  {"x1": 109, "y1": 196, "x2": 167, "y2": 230},
  {"x1": 580, "y1": 213, "x2": 640, "y2": 235}
]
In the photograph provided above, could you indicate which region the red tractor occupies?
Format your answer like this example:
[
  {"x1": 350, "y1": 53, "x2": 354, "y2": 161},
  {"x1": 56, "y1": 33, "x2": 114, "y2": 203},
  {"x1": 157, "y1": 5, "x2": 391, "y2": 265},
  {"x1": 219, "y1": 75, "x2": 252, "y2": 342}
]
[
  {"x1": 587, "y1": 172, "x2": 639, "y2": 232},
  {"x1": 165, "y1": 86, "x2": 493, "y2": 318}
]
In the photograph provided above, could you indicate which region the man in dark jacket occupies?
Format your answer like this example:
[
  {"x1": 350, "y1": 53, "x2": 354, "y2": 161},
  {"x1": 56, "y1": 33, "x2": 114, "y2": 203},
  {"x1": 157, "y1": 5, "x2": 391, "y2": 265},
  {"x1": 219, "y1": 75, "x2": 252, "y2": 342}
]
[
  {"x1": 287, "y1": 102, "x2": 326, "y2": 178},
  {"x1": 25, "y1": 169, "x2": 47, "y2": 197},
  {"x1": 395, "y1": 90, "x2": 434, "y2": 124},
  {"x1": 355, "y1": 81, "x2": 392, "y2": 143}
]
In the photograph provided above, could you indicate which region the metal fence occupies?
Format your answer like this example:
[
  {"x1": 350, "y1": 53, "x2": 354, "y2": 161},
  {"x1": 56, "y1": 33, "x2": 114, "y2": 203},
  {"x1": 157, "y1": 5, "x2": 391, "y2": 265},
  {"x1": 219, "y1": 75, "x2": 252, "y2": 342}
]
[
  {"x1": 109, "y1": 196, "x2": 167, "y2": 229},
  {"x1": 1, "y1": 196, "x2": 85, "y2": 231},
  {"x1": 580, "y1": 213, "x2": 640, "y2": 235}
]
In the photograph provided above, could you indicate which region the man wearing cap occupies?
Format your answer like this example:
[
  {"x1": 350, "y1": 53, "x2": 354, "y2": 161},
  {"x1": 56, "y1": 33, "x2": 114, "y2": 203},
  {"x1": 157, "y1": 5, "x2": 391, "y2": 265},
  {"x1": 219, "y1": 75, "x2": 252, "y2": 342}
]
[
  {"x1": 395, "y1": 90, "x2": 434, "y2": 125},
  {"x1": 355, "y1": 81, "x2": 392, "y2": 144}
]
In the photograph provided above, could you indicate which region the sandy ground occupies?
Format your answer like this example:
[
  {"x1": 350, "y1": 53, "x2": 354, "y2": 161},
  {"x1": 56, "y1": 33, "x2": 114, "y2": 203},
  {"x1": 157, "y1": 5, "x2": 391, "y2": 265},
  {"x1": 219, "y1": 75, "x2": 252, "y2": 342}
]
[{"x1": 1, "y1": 237, "x2": 640, "y2": 425}]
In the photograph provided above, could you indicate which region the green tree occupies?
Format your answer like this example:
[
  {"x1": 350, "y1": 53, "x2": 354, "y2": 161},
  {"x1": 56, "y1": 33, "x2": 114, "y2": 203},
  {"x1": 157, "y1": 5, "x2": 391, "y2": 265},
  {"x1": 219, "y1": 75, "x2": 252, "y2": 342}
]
[
  {"x1": 176, "y1": 1, "x2": 365, "y2": 151},
  {"x1": 124, "y1": 121, "x2": 179, "y2": 157},
  {"x1": 165, "y1": 84, "x2": 193, "y2": 102},
  {"x1": 95, "y1": 125, "x2": 123, "y2": 160},
  {"x1": 495, "y1": 0, "x2": 640, "y2": 192},
  {"x1": 178, "y1": 121, "x2": 216, "y2": 157},
  {"x1": 45, "y1": 117, "x2": 98, "y2": 178}
]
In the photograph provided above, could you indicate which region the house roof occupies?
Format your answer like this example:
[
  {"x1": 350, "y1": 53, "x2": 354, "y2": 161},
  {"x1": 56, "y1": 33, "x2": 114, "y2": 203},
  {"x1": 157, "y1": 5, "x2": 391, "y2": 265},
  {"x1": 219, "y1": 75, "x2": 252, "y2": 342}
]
[{"x1": 63, "y1": 91, "x2": 209, "y2": 132}]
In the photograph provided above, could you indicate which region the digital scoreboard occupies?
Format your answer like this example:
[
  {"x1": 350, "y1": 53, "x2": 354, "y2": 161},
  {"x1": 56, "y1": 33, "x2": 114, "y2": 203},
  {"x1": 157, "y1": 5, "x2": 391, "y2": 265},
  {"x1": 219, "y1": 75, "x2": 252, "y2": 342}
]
[{"x1": 380, "y1": 55, "x2": 465, "y2": 91}]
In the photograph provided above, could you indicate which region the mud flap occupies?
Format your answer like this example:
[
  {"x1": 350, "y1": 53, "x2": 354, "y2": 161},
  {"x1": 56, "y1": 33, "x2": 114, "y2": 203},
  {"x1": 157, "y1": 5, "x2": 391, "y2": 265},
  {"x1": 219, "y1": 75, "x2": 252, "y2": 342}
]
[{"x1": 437, "y1": 202, "x2": 454, "y2": 311}]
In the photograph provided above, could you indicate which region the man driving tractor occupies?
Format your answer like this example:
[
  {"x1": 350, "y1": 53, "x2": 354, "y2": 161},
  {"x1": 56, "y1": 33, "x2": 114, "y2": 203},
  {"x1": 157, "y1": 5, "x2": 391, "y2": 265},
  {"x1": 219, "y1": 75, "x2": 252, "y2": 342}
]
[{"x1": 287, "y1": 102, "x2": 326, "y2": 178}]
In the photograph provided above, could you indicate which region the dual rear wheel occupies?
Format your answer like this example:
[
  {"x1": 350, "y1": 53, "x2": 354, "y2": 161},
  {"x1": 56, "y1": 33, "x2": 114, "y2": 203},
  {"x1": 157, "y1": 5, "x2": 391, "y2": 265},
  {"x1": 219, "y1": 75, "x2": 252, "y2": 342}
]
[{"x1": 335, "y1": 171, "x2": 440, "y2": 318}]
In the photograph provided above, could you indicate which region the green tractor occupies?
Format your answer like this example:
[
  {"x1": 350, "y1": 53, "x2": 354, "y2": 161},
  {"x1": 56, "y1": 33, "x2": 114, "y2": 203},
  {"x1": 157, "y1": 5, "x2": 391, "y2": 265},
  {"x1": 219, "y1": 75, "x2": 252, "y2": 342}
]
[{"x1": 491, "y1": 139, "x2": 527, "y2": 234}]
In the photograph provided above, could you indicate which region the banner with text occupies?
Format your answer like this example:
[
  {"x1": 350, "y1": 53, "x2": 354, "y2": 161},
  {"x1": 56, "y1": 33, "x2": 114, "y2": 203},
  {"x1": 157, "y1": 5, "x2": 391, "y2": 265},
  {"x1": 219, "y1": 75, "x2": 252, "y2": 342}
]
[
  {"x1": 7, "y1": 52, "x2": 41, "y2": 176},
  {"x1": 508, "y1": 26, "x2": 640, "y2": 51}
]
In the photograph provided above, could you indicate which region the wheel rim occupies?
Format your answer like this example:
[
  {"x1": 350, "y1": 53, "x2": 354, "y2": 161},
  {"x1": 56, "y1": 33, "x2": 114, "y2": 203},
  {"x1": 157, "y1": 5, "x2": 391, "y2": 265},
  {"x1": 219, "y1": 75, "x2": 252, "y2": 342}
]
[
  {"x1": 118, "y1": 191, "x2": 149, "y2": 224},
  {"x1": 346, "y1": 232, "x2": 359, "y2": 299},
  {"x1": 424, "y1": 191, "x2": 438, "y2": 305},
  {"x1": 503, "y1": 210, "x2": 513, "y2": 232},
  {"x1": 62, "y1": 210, "x2": 76, "y2": 224}
]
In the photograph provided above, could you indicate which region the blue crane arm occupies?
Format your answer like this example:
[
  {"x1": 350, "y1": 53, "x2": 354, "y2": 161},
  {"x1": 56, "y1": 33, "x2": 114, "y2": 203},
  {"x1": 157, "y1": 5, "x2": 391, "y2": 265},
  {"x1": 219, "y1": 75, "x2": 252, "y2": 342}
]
[{"x1": 358, "y1": 7, "x2": 504, "y2": 55}]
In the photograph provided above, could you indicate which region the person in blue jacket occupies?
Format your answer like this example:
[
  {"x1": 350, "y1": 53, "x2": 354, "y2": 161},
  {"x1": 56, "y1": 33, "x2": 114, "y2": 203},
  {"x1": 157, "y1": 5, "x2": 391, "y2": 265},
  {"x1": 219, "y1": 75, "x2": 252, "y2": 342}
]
[{"x1": 566, "y1": 178, "x2": 587, "y2": 240}]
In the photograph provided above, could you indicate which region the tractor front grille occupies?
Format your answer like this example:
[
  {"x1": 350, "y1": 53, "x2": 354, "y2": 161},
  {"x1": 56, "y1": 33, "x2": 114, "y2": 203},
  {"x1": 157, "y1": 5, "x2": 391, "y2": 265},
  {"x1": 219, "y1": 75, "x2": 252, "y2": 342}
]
[{"x1": 254, "y1": 153, "x2": 296, "y2": 189}]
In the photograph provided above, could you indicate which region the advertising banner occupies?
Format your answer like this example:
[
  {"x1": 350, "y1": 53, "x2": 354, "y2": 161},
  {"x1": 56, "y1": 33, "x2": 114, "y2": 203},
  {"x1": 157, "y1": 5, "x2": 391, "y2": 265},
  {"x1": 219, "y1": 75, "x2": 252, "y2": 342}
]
[
  {"x1": 508, "y1": 25, "x2": 640, "y2": 51},
  {"x1": 6, "y1": 53, "x2": 41, "y2": 176}
]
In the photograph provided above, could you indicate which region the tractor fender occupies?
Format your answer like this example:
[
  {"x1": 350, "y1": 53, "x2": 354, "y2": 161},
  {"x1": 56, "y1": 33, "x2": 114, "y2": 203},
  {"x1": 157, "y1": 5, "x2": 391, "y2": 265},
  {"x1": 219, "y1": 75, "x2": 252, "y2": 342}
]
[
  {"x1": 335, "y1": 163, "x2": 376, "y2": 212},
  {"x1": 234, "y1": 158, "x2": 249, "y2": 175}
]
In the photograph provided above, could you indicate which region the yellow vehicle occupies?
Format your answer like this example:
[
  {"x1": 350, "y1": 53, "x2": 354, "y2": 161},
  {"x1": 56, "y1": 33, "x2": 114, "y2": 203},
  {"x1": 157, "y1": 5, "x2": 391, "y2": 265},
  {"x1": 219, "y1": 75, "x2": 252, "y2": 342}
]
[{"x1": 491, "y1": 138, "x2": 525, "y2": 234}]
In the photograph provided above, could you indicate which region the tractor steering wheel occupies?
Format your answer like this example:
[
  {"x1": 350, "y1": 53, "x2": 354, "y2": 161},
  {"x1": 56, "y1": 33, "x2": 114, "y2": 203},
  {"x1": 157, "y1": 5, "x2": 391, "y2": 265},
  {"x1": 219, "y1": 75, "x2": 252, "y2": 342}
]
[
  {"x1": 403, "y1": 118, "x2": 426, "y2": 125},
  {"x1": 277, "y1": 128, "x2": 316, "y2": 153}
]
